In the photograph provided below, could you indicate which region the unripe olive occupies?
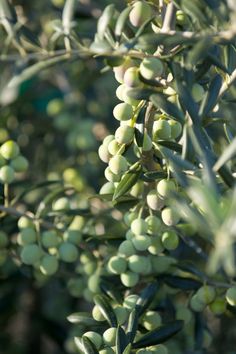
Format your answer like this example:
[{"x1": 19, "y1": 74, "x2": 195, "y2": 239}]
[
  {"x1": 0, "y1": 165, "x2": 15, "y2": 184},
  {"x1": 145, "y1": 215, "x2": 161, "y2": 235},
  {"x1": 176, "y1": 10, "x2": 187, "y2": 25},
  {"x1": 226, "y1": 286, "x2": 236, "y2": 306},
  {"x1": 103, "y1": 328, "x2": 117, "y2": 346},
  {"x1": 122, "y1": 86, "x2": 140, "y2": 106},
  {"x1": 10, "y1": 155, "x2": 29, "y2": 172},
  {"x1": 124, "y1": 67, "x2": 140, "y2": 87},
  {"x1": 20, "y1": 244, "x2": 42, "y2": 265},
  {"x1": 103, "y1": 135, "x2": 115, "y2": 146},
  {"x1": 67, "y1": 277, "x2": 85, "y2": 297},
  {"x1": 88, "y1": 272, "x2": 101, "y2": 293},
  {"x1": 0, "y1": 154, "x2": 6, "y2": 167},
  {"x1": 99, "y1": 348, "x2": 115, "y2": 354},
  {"x1": 109, "y1": 155, "x2": 128, "y2": 175},
  {"x1": 131, "y1": 218, "x2": 148, "y2": 235},
  {"x1": 153, "y1": 120, "x2": 171, "y2": 140},
  {"x1": 161, "y1": 231, "x2": 179, "y2": 250},
  {"x1": 132, "y1": 235, "x2": 151, "y2": 251},
  {"x1": 175, "y1": 306, "x2": 192, "y2": 324},
  {"x1": 124, "y1": 211, "x2": 137, "y2": 226},
  {"x1": 99, "y1": 182, "x2": 115, "y2": 195},
  {"x1": 83, "y1": 261, "x2": 97, "y2": 275},
  {"x1": 118, "y1": 240, "x2": 136, "y2": 257},
  {"x1": 92, "y1": 305, "x2": 106, "y2": 321},
  {"x1": 104, "y1": 167, "x2": 120, "y2": 183},
  {"x1": 98, "y1": 144, "x2": 110, "y2": 163},
  {"x1": 114, "y1": 306, "x2": 128, "y2": 325},
  {"x1": 128, "y1": 255, "x2": 151, "y2": 274},
  {"x1": 113, "y1": 58, "x2": 134, "y2": 84},
  {"x1": 113, "y1": 102, "x2": 133, "y2": 121},
  {"x1": 146, "y1": 190, "x2": 165, "y2": 210},
  {"x1": 63, "y1": 230, "x2": 82, "y2": 245},
  {"x1": 150, "y1": 345, "x2": 168, "y2": 354},
  {"x1": 18, "y1": 216, "x2": 35, "y2": 230},
  {"x1": 116, "y1": 84, "x2": 126, "y2": 101},
  {"x1": 0, "y1": 231, "x2": 8, "y2": 248},
  {"x1": 157, "y1": 179, "x2": 176, "y2": 199},
  {"x1": 47, "y1": 98, "x2": 63, "y2": 116},
  {"x1": 17, "y1": 228, "x2": 37, "y2": 246},
  {"x1": 169, "y1": 120, "x2": 182, "y2": 139},
  {"x1": 196, "y1": 285, "x2": 216, "y2": 304},
  {"x1": 80, "y1": 252, "x2": 94, "y2": 264},
  {"x1": 125, "y1": 229, "x2": 135, "y2": 240},
  {"x1": 42, "y1": 230, "x2": 59, "y2": 248},
  {"x1": 83, "y1": 288, "x2": 94, "y2": 302},
  {"x1": 107, "y1": 255, "x2": 127, "y2": 274},
  {"x1": 39, "y1": 255, "x2": 59, "y2": 275},
  {"x1": 107, "y1": 140, "x2": 124, "y2": 156},
  {"x1": 129, "y1": 1, "x2": 152, "y2": 27},
  {"x1": 0, "y1": 140, "x2": 19, "y2": 160},
  {"x1": 123, "y1": 294, "x2": 139, "y2": 309},
  {"x1": 83, "y1": 331, "x2": 103, "y2": 350},
  {"x1": 190, "y1": 294, "x2": 206, "y2": 312},
  {"x1": 161, "y1": 207, "x2": 180, "y2": 226},
  {"x1": 151, "y1": 255, "x2": 175, "y2": 273},
  {"x1": 142, "y1": 311, "x2": 162, "y2": 330},
  {"x1": 130, "y1": 181, "x2": 144, "y2": 198},
  {"x1": 120, "y1": 271, "x2": 139, "y2": 287},
  {"x1": 209, "y1": 297, "x2": 226, "y2": 315},
  {"x1": 191, "y1": 83, "x2": 205, "y2": 102},
  {"x1": 115, "y1": 125, "x2": 134, "y2": 145},
  {"x1": 140, "y1": 57, "x2": 163, "y2": 80},
  {"x1": 148, "y1": 236, "x2": 164, "y2": 255},
  {"x1": 142, "y1": 133, "x2": 152, "y2": 151},
  {"x1": 59, "y1": 242, "x2": 78, "y2": 263},
  {"x1": 52, "y1": 197, "x2": 70, "y2": 211}
]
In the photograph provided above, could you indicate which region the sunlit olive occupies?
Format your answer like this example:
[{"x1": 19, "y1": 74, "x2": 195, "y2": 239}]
[
  {"x1": 140, "y1": 57, "x2": 163, "y2": 80},
  {"x1": 0, "y1": 140, "x2": 19, "y2": 160},
  {"x1": 120, "y1": 271, "x2": 139, "y2": 287},
  {"x1": 109, "y1": 155, "x2": 128, "y2": 175},
  {"x1": 20, "y1": 244, "x2": 42, "y2": 265},
  {"x1": 123, "y1": 67, "x2": 140, "y2": 87},
  {"x1": 153, "y1": 120, "x2": 171, "y2": 140},
  {"x1": 192, "y1": 83, "x2": 205, "y2": 102},
  {"x1": 103, "y1": 328, "x2": 117, "y2": 346},
  {"x1": 146, "y1": 190, "x2": 165, "y2": 210},
  {"x1": 107, "y1": 255, "x2": 127, "y2": 274},
  {"x1": 132, "y1": 234, "x2": 151, "y2": 251},
  {"x1": 161, "y1": 230, "x2": 179, "y2": 250},
  {"x1": 0, "y1": 165, "x2": 15, "y2": 184},
  {"x1": 226, "y1": 287, "x2": 236, "y2": 306},
  {"x1": 169, "y1": 120, "x2": 182, "y2": 139},
  {"x1": 39, "y1": 255, "x2": 59, "y2": 276},
  {"x1": 142, "y1": 311, "x2": 162, "y2": 330},
  {"x1": 113, "y1": 102, "x2": 133, "y2": 121},
  {"x1": 130, "y1": 218, "x2": 148, "y2": 235},
  {"x1": 157, "y1": 179, "x2": 176, "y2": 199},
  {"x1": 83, "y1": 331, "x2": 102, "y2": 350},
  {"x1": 118, "y1": 240, "x2": 136, "y2": 257},
  {"x1": 128, "y1": 254, "x2": 151, "y2": 274},
  {"x1": 58, "y1": 242, "x2": 78, "y2": 263},
  {"x1": 161, "y1": 207, "x2": 180, "y2": 226},
  {"x1": 115, "y1": 125, "x2": 134, "y2": 145},
  {"x1": 99, "y1": 182, "x2": 115, "y2": 195},
  {"x1": 129, "y1": 1, "x2": 152, "y2": 27}
]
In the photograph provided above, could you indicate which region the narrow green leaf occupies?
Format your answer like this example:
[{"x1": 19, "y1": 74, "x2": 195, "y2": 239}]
[
  {"x1": 207, "y1": 53, "x2": 230, "y2": 74},
  {"x1": 162, "y1": 275, "x2": 202, "y2": 290},
  {"x1": 0, "y1": 0, "x2": 17, "y2": 23},
  {"x1": 151, "y1": 93, "x2": 184, "y2": 123},
  {"x1": 19, "y1": 25, "x2": 41, "y2": 47},
  {"x1": 132, "y1": 320, "x2": 184, "y2": 348},
  {"x1": 157, "y1": 140, "x2": 182, "y2": 153},
  {"x1": 213, "y1": 137, "x2": 236, "y2": 171},
  {"x1": 100, "y1": 279, "x2": 123, "y2": 304},
  {"x1": 116, "y1": 326, "x2": 129, "y2": 354},
  {"x1": 113, "y1": 163, "x2": 142, "y2": 201},
  {"x1": 67, "y1": 312, "x2": 101, "y2": 326},
  {"x1": 135, "y1": 106, "x2": 146, "y2": 147},
  {"x1": 115, "y1": 7, "x2": 131, "y2": 38},
  {"x1": 186, "y1": 37, "x2": 211, "y2": 68},
  {"x1": 143, "y1": 171, "x2": 167, "y2": 181},
  {"x1": 7, "y1": 55, "x2": 69, "y2": 88},
  {"x1": 199, "y1": 74, "x2": 222, "y2": 118},
  {"x1": 94, "y1": 294, "x2": 118, "y2": 327},
  {"x1": 158, "y1": 145, "x2": 196, "y2": 171},
  {"x1": 82, "y1": 337, "x2": 99, "y2": 354},
  {"x1": 74, "y1": 337, "x2": 84, "y2": 353},
  {"x1": 97, "y1": 4, "x2": 115, "y2": 38},
  {"x1": 176, "y1": 81, "x2": 200, "y2": 124},
  {"x1": 123, "y1": 344, "x2": 132, "y2": 354}
]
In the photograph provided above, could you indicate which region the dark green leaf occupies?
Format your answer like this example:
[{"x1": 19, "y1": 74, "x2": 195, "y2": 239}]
[
  {"x1": 157, "y1": 140, "x2": 182, "y2": 153},
  {"x1": 126, "y1": 87, "x2": 156, "y2": 101},
  {"x1": 116, "y1": 326, "x2": 129, "y2": 354},
  {"x1": 82, "y1": 336, "x2": 99, "y2": 354},
  {"x1": 100, "y1": 279, "x2": 123, "y2": 304},
  {"x1": 127, "y1": 309, "x2": 139, "y2": 344},
  {"x1": 158, "y1": 145, "x2": 196, "y2": 171},
  {"x1": 186, "y1": 37, "x2": 211, "y2": 68},
  {"x1": 133, "y1": 320, "x2": 184, "y2": 348},
  {"x1": 151, "y1": 93, "x2": 184, "y2": 123},
  {"x1": 135, "y1": 283, "x2": 158, "y2": 316},
  {"x1": 207, "y1": 53, "x2": 230, "y2": 74},
  {"x1": 94, "y1": 294, "x2": 118, "y2": 327},
  {"x1": 135, "y1": 106, "x2": 146, "y2": 147},
  {"x1": 97, "y1": 4, "x2": 115, "y2": 38},
  {"x1": 213, "y1": 137, "x2": 236, "y2": 171},
  {"x1": 113, "y1": 163, "x2": 142, "y2": 201},
  {"x1": 143, "y1": 171, "x2": 167, "y2": 181},
  {"x1": 123, "y1": 344, "x2": 132, "y2": 354},
  {"x1": 199, "y1": 74, "x2": 222, "y2": 118},
  {"x1": 176, "y1": 81, "x2": 200, "y2": 124},
  {"x1": 19, "y1": 25, "x2": 41, "y2": 48},
  {"x1": 115, "y1": 7, "x2": 131, "y2": 38},
  {"x1": 162, "y1": 275, "x2": 202, "y2": 290}
]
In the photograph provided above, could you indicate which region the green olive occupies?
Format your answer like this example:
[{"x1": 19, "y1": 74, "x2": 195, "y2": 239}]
[
  {"x1": 118, "y1": 240, "x2": 136, "y2": 257},
  {"x1": 161, "y1": 230, "x2": 179, "y2": 250},
  {"x1": 0, "y1": 165, "x2": 15, "y2": 184},
  {"x1": 42, "y1": 230, "x2": 59, "y2": 248},
  {"x1": 148, "y1": 236, "x2": 164, "y2": 255},
  {"x1": 153, "y1": 120, "x2": 171, "y2": 140},
  {"x1": 0, "y1": 140, "x2": 20, "y2": 160},
  {"x1": 142, "y1": 311, "x2": 162, "y2": 330},
  {"x1": 115, "y1": 125, "x2": 134, "y2": 145},
  {"x1": 17, "y1": 228, "x2": 37, "y2": 246},
  {"x1": 190, "y1": 294, "x2": 206, "y2": 312},
  {"x1": 120, "y1": 271, "x2": 139, "y2": 287},
  {"x1": 196, "y1": 285, "x2": 216, "y2": 304},
  {"x1": 123, "y1": 294, "x2": 139, "y2": 309},
  {"x1": 92, "y1": 304, "x2": 106, "y2": 321},
  {"x1": 145, "y1": 215, "x2": 161, "y2": 235},
  {"x1": 140, "y1": 57, "x2": 163, "y2": 80},
  {"x1": 103, "y1": 328, "x2": 117, "y2": 346},
  {"x1": 114, "y1": 306, "x2": 128, "y2": 325},
  {"x1": 52, "y1": 197, "x2": 70, "y2": 211},
  {"x1": 123, "y1": 67, "x2": 140, "y2": 87},
  {"x1": 0, "y1": 231, "x2": 8, "y2": 248},
  {"x1": 20, "y1": 244, "x2": 42, "y2": 265},
  {"x1": 191, "y1": 84, "x2": 205, "y2": 102},
  {"x1": 169, "y1": 120, "x2": 182, "y2": 139},
  {"x1": 98, "y1": 144, "x2": 110, "y2": 163},
  {"x1": 39, "y1": 255, "x2": 59, "y2": 275},
  {"x1": 109, "y1": 155, "x2": 128, "y2": 175},
  {"x1": 161, "y1": 207, "x2": 180, "y2": 226},
  {"x1": 107, "y1": 255, "x2": 127, "y2": 274},
  {"x1": 209, "y1": 297, "x2": 226, "y2": 314},
  {"x1": 83, "y1": 331, "x2": 103, "y2": 350},
  {"x1": 226, "y1": 286, "x2": 236, "y2": 306},
  {"x1": 99, "y1": 182, "x2": 115, "y2": 195},
  {"x1": 58, "y1": 242, "x2": 78, "y2": 263},
  {"x1": 67, "y1": 277, "x2": 85, "y2": 297},
  {"x1": 104, "y1": 166, "x2": 121, "y2": 182},
  {"x1": 146, "y1": 189, "x2": 165, "y2": 210},
  {"x1": 132, "y1": 234, "x2": 151, "y2": 251},
  {"x1": 113, "y1": 103, "x2": 133, "y2": 121},
  {"x1": 129, "y1": 1, "x2": 152, "y2": 27},
  {"x1": 157, "y1": 179, "x2": 176, "y2": 199},
  {"x1": 130, "y1": 218, "x2": 148, "y2": 235},
  {"x1": 63, "y1": 230, "x2": 82, "y2": 245},
  {"x1": 128, "y1": 254, "x2": 151, "y2": 274},
  {"x1": 10, "y1": 155, "x2": 29, "y2": 172}
]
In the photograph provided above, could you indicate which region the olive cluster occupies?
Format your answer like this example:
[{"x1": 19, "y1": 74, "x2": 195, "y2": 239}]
[{"x1": 0, "y1": 140, "x2": 28, "y2": 184}]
